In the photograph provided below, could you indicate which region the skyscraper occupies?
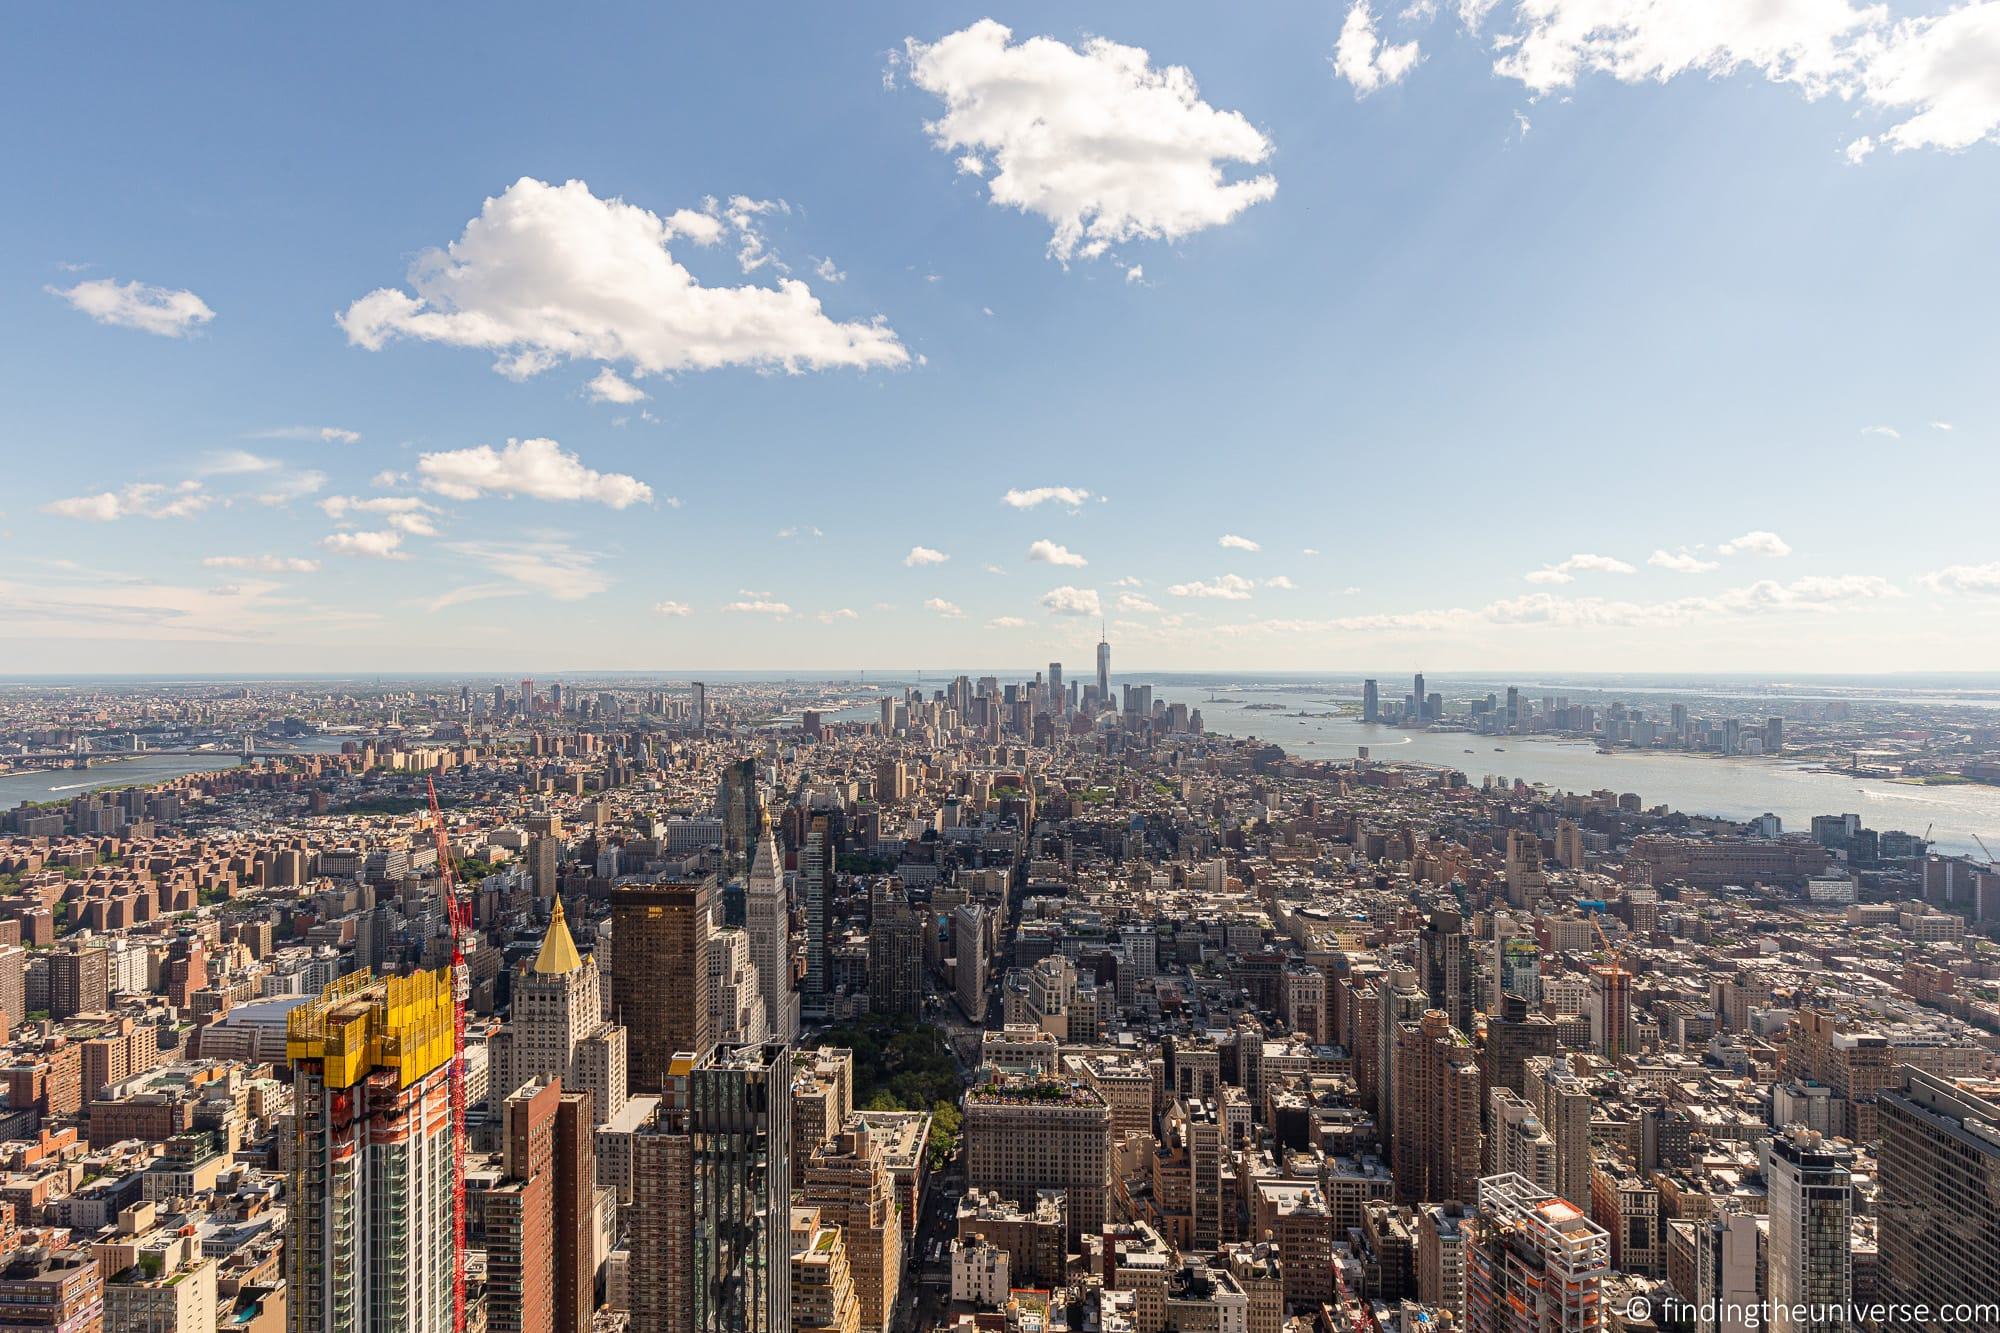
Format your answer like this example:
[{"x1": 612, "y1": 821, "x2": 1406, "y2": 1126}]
[
  {"x1": 746, "y1": 814, "x2": 797, "y2": 1041},
  {"x1": 1414, "y1": 672, "x2": 1427, "y2": 721},
  {"x1": 801, "y1": 818, "x2": 832, "y2": 1016},
  {"x1": 493, "y1": 896, "x2": 627, "y2": 1127},
  {"x1": 612, "y1": 881, "x2": 714, "y2": 1092},
  {"x1": 866, "y1": 882, "x2": 922, "y2": 1018},
  {"x1": 286, "y1": 969, "x2": 458, "y2": 1333},
  {"x1": 1363, "y1": 678, "x2": 1380, "y2": 723},
  {"x1": 801, "y1": 1125, "x2": 903, "y2": 1333},
  {"x1": 487, "y1": 1078, "x2": 597, "y2": 1333},
  {"x1": 1047, "y1": 661, "x2": 1063, "y2": 718},
  {"x1": 720, "y1": 758, "x2": 759, "y2": 877},
  {"x1": 1095, "y1": 630, "x2": 1110, "y2": 708},
  {"x1": 1877, "y1": 1069, "x2": 2000, "y2": 1328},
  {"x1": 1765, "y1": 1128, "x2": 1854, "y2": 1333},
  {"x1": 690, "y1": 681, "x2": 707, "y2": 733}
]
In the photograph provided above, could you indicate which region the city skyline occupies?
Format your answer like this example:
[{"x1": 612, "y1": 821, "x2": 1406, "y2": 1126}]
[{"x1": 4, "y1": 4, "x2": 1998, "y2": 673}]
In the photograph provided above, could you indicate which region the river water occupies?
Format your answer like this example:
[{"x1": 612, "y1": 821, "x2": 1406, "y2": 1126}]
[
  {"x1": 1153, "y1": 684, "x2": 2000, "y2": 858},
  {"x1": 0, "y1": 736, "x2": 353, "y2": 810}
]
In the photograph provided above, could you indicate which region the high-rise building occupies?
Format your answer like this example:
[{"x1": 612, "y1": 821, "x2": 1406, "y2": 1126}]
[
  {"x1": 1391, "y1": 1009, "x2": 1484, "y2": 1205},
  {"x1": 954, "y1": 904, "x2": 988, "y2": 1023},
  {"x1": 1414, "y1": 672, "x2": 1427, "y2": 721},
  {"x1": 690, "y1": 681, "x2": 707, "y2": 733},
  {"x1": 1588, "y1": 966, "x2": 1631, "y2": 1059},
  {"x1": 1877, "y1": 1069, "x2": 2000, "y2": 1328},
  {"x1": 747, "y1": 815, "x2": 797, "y2": 1041},
  {"x1": 720, "y1": 759, "x2": 759, "y2": 877},
  {"x1": 286, "y1": 969, "x2": 458, "y2": 1333},
  {"x1": 964, "y1": 1077, "x2": 1111, "y2": 1244},
  {"x1": 1363, "y1": 678, "x2": 1380, "y2": 723},
  {"x1": 1466, "y1": 1173, "x2": 1608, "y2": 1333},
  {"x1": 628, "y1": 1043, "x2": 792, "y2": 1333},
  {"x1": 1419, "y1": 908, "x2": 1476, "y2": 1032},
  {"x1": 866, "y1": 883, "x2": 922, "y2": 1019},
  {"x1": 612, "y1": 881, "x2": 714, "y2": 1092},
  {"x1": 49, "y1": 945, "x2": 109, "y2": 1019},
  {"x1": 1096, "y1": 633, "x2": 1110, "y2": 708},
  {"x1": 1765, "y1": 1128, "x2": 1854, "y2": 1333},
  {"x1": 1047, "y1": 662, "x2": 1063, "y2": 718},
  {"x1": 801, "y1": 819, "x2": 832, "y2": 1016},
  {"x1": 801, "y1": 1126, "x2": 903, "y2": 1333},
  {"x1": 487, "y1": 1078, "x2": 597, "y2": 1333},
  {"x1": 493, "y1": 896, "x2": 627, "y2": 1127},
  {"x1": 1523, "y1": 1055, "x2": 1594, "y2": 1217}
]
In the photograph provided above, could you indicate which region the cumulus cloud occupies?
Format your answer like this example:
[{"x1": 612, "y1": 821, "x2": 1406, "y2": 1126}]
[
  {"x1": 653, "y1": 600, "x2": 693, "y2": 616},
  {"x1": 1218, "y1": 533, "x2": 1261, "y2": 551},
  {"x1": 988, "y1": 615, "x2": 1030, "y2": 629},
  {"x1": 48, "y1": 277, "x2": 214, "y2": 337},
  {"x1": 1460, "y1": 0, "x2": 2000, "y2": 162},
  {"x1": 1920, "y1": 562, "x2": 2000, "y2": 596},
  {"x1": 586, "y1": 367, "x2": 650, "y2": 404},
  {"x1": 201, "y1": 449, "x2": 279, "y2": 476},
  {"x1": 1169, "y1": 573, "x2": 1256, "y2": 600},
  {"x1": 1119, "y1": 592, "x2": 1163, "y2": 613},
  {"x1": 1028, "y1": 539, "x2": 1088, "y2": 567},
  {"x1": 1334, "y1": 1, "x2": 1423, "y2": 95},
  {"x1": 817, "y1": 607, "x2": 860, "y2": 623},
  {"x1": 925, "y1": 597, "x2": 966, "y2": 618},
  {"x1": 1718, "y1": 529, "x2": 1792, "y2": 558},
  {"x1": 43, "y1": 481, "x2": 210, "y2": 522},
  {"x1": 338, "y1": 177, "x2": 907, "y2": 378},
  {"x1": 903, "y1": 20, "x2": 1277, "y2": 262},
  {"x1": 1648, "y1": 548, "x2": 1721, "y2": 574},
  {"x1": 1002, "y1": 486, "x2": 1092, "y2": 508},
  {"x1": 904, "y1": 545, "x2": 950, "y2": 567},
  {"x1": 724, "y1": 599, "x2": 792, "y2": 616},
  {"x1": 1042, "y1": 585, "x2": 1102, "y2": 617},
  {"x1": 777, "y1": 525, "x2": 824, "y2": 540},
  {"x1": 1525, "y1": 552, "x2": 1637, "y2": 583},
  {"x1": 321, "y1": 494, "x2": 436, "y2": 520},
  {"x1": 203, "y1": 554, "x2": 322, "y2": 573},
  {"x1": 1262, "y1": 575, "x2": 1296, "y2": 589},
  {"x1": 322, "y1": 530, "x2": 407, "y2": 560},
  {"x1": 417, "y1": 437, "x2": 653, "y2": 508}
]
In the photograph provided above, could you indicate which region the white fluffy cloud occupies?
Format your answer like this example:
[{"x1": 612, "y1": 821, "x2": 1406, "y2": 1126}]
[
  {"x1": 925, "y1": 597, "x2": 966, "y2": 618},
  {"x1": 1718, "y1": 529, "x2": 1792, "y2": 557},
  {"x1": 903, "y1": 20, "x2": 1277, "y2": 262},
  {"x1": 653, "y1": 600, "x2": 693, "y2": 616},
  {"x1": 43, "y1": 481, "x2": 209, "y2": 522},
  {"x1": 1170, "y1": 573, "x2": 1256, "y2": 600},
  {"x1": 1002, "y1": 486, "x2": 1093, "y2": 508},
  {"x1": 322, "y1": 530, "x2": 407, "y2": 560},
  {"x1": 203, "y1": 554, "x2": 322, "y2": 573},
  {"x1": 1041, "y1": 585, "x2": 1102, "y2": 616},
  {"x1": 724, "y1": 599, "x2": 792, "y2": 616},
  {"x1": 1468, "y1": 0, "x2": 2000, "y2": 160},
  {"x1": 1219, "y1": 533, "x2": 1261, "y2": 551},
  {"x1": 988, "y1": 615, "x2": 1031, "y2": 629},
  {"x1": 48, "y1": 278, "x2": 214, "y2": 337},
  {"x1": 1920, "y1": 562, "x2": 2000, "y2": 596},
  {"x1": 1028, "y1": 539, "x2": 1088, "y2": 567},
  {"x1": 586, "y1": 367, "x2": 650, "y2": 404},
  {"x1": 417, "y1": 437, "x2": 653, "y2": 509},
  {"x1": 1119, "y1": 592, "x2": 1163, "y2": 613},
  {"x1": 1334, "y1": 1, "x2": 1423, "y2": 95},
  {"x1": 1648, "y1": 548, "x2": 1720, "y2": 574},
  {"x1": 1525, "y1": 551, "x2": 1637, "y2": 583},
  {"x1": 904, "y1": 545, "x2": 950, "y2": 567},
  {"x1": 339, "y1": 177, "x2": 907, "y2": 378}
]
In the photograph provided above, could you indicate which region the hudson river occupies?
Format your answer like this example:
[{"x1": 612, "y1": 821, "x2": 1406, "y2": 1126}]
[{"x1": 1155, "y1": 684, "x2": 2000, "y2": 858}]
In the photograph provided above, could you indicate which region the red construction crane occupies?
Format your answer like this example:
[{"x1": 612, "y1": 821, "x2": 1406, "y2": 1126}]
[{"x1": 427, "y1": 776, "x2": 472, "y2": 1333}]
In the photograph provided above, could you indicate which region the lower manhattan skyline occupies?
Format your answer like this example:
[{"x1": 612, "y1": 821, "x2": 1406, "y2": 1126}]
[{"x1": 3, "y1": 4, "x2": 1997, "y2": 674}]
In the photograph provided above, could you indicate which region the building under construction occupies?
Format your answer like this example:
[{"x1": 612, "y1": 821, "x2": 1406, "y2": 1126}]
[
  {"x1": 1466, "y1": 1172, "x2": 1610, "y2": 1333},
  {"x1": 286, "y1": 968, "x2": 458, "y2": 1333}
]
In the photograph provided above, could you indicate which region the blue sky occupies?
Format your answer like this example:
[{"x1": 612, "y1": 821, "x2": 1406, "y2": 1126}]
[{"x1": 3, "y1": 2, "x2": 1997, "y2": 674}]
